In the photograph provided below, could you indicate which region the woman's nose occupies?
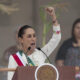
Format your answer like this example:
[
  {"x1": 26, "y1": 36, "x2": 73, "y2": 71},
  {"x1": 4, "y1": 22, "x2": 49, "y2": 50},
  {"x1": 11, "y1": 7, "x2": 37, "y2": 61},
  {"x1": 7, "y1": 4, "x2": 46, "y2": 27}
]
[{"x1": 31, "y1": 37, "x2": 36, "y2": 41}]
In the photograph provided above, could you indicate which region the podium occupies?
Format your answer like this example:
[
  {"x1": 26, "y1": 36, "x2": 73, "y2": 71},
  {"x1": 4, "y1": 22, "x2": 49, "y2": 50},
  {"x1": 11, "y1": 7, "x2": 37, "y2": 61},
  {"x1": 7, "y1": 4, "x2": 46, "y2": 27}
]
[
  {"x1": 12, "y1": 66, "x2": 37, "y2": 80},
  {"x1": 57, "y1": 66, "x2": 75, "y2": 80},
  {"x1": 12, "y1": 66, "x2": 76, "y2": 80}
]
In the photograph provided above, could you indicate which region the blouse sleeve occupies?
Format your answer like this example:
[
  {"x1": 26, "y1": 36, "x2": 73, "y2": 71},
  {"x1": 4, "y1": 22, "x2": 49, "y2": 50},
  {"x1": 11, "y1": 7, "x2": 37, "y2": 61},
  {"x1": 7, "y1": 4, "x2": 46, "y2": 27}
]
[
  {"x1": 8, "y1": 55, "x2": 18, "y2": 80},
  {"x1": 41, "y1": 25, "x2": 61, "y2": 57}
]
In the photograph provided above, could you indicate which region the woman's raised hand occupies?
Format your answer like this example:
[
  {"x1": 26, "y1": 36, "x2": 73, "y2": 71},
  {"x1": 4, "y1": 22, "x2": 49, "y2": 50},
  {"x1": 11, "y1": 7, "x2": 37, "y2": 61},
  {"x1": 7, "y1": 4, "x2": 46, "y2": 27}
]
[{"x1": 46, "y1": 7, "x2": 58, "y2": 26}]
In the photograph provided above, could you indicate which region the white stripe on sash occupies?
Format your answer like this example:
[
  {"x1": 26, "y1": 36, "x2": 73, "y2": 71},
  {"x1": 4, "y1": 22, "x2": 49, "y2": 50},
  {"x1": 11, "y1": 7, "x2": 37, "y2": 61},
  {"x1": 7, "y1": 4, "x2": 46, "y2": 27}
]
[{"x1": 16, "y1": 52, "x2": 26, "y2": 66}]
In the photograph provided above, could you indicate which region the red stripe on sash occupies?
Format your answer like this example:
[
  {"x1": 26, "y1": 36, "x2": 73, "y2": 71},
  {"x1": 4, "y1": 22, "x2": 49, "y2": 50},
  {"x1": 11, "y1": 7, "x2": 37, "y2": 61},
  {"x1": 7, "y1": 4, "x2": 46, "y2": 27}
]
[{"x1": 12, "y1": 54, "x2": 24, "y2": 66}]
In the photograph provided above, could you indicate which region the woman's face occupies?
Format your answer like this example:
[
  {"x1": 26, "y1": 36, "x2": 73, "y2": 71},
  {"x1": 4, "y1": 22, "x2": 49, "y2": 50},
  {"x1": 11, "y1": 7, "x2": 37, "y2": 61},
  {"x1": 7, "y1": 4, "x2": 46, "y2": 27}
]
[
  {"x1": 19, "y1": 28, "x2": 36, "y2": 52},
  {"x1": 74, "y1": 22, "x2": 80, "y2": 39}
]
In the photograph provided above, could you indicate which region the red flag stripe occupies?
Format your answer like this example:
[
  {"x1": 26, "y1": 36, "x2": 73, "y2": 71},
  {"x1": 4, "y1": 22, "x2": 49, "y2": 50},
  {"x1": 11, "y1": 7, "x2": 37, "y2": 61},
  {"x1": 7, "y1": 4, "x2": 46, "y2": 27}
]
[{"x1": 12, "y1": 54, "x2": 24, "y2": 66}]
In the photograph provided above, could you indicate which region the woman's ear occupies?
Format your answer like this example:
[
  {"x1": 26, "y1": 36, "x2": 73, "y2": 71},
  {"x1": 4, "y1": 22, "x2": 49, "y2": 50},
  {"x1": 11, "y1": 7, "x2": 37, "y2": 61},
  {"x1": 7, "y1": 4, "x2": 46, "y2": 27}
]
[
  {"x1": 17, "y1": 37, "x2": 23, "y2": 50},
  {"x1": 18, "y1": 37, "x2": 23, "y2": 43}
]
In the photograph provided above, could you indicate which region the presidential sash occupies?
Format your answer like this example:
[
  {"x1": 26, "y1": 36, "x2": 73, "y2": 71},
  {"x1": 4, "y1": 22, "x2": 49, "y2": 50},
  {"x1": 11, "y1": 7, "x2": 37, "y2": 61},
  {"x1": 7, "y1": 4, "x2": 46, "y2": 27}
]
[
  {"x1": 12, "y1": 52, "x2": 26, "y2": 66},
  {"x1": 12, "y1": 51, "x2": 35, "y2": 66}
]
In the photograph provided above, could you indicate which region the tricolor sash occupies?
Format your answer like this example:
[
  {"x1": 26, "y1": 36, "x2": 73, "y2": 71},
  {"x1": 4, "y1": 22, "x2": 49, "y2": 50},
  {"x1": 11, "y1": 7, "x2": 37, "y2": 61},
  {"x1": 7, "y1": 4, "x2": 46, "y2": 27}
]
[
  {"x1": 26, "y1": 56, "x2": 35, "y2": 66},
  {"x1": 12, "y1": 52, "x2": 26, "y2": 66},
  {"x1": 12, "y1": 51, "x2": 35, "y2": 66}
]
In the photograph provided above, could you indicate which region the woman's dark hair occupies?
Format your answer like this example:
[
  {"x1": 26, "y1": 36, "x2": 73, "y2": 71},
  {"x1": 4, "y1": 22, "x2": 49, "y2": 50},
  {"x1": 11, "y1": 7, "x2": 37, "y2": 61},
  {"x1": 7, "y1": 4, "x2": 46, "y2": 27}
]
[
  {"x1": 72, "y1": 18, "x2": 80, "y2": 43},
  {"x1": 18, "y1": 25, "x2": 32, "y2": 38}
]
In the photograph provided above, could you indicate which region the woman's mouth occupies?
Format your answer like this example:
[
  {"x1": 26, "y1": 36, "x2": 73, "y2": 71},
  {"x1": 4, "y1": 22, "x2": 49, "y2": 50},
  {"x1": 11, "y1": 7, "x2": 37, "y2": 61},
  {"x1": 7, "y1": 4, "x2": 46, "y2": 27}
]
[
  {"x1": 30, "y1": 43, "x2": 36, "y2": 50},
  {"x1": 31, "y1": 43, "x2": 36, "y2": 46}
]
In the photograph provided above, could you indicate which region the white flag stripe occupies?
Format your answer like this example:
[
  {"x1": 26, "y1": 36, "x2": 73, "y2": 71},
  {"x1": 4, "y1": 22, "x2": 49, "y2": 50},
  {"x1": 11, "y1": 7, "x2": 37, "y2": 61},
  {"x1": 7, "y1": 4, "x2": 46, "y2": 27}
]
[{"x1": 16, "y1": 52, "x2": 26, "y2": 66}]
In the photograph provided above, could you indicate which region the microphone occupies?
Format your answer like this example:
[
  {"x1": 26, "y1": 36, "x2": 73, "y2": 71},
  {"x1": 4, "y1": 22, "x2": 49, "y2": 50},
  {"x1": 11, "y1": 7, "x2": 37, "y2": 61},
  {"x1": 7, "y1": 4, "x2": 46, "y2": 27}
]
[
  {"x1": 37, "y1": 47, "x2": 51, "y2": 64},
  {"x1": 26, "y1": 47, "x2": 31, "y2": 53},
  {"x1": 28, "y1": 47, "x2": 31, "y2": 51}
]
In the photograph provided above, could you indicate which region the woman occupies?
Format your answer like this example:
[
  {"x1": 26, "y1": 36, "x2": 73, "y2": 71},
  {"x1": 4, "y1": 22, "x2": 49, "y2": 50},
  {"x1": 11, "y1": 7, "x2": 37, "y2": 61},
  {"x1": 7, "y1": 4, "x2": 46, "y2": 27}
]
[
  {"x1": 8, "y1": 7, "x2": 61, "y2": 80},
  {"x1": 56, "y1": 18, "x2": 80, "y2": 66}
]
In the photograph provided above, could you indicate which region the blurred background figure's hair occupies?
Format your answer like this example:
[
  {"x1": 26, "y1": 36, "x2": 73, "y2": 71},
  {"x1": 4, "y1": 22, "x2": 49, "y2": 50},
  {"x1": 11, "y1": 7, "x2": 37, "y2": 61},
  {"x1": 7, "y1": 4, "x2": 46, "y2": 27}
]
[
  {"x1": 2, "y1": 45, "x2": 18, "y2": 66},
  {"x1": 72, "y1": 18, "x2": 80, "y2": 43}
]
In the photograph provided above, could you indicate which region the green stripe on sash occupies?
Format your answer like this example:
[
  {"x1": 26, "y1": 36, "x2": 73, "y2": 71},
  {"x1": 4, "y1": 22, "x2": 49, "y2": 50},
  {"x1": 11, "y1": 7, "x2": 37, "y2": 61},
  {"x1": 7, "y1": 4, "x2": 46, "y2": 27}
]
[{"x1": 19, "y1": 51, "x2": 35, "y2": 66}]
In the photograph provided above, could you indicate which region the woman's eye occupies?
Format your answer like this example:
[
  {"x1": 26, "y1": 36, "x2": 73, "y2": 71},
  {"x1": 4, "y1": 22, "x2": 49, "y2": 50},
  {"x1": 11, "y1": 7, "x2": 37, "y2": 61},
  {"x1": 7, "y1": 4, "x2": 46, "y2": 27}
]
[
  {"x1": 27, "y1": 34, "x2": 36, "y2": 38},
  {"x1": 27, "y1": 35, "x2": 32, "y2": 38},
  {"x1": 33, "y1": 34, "x2": 36, "y2": 37}
]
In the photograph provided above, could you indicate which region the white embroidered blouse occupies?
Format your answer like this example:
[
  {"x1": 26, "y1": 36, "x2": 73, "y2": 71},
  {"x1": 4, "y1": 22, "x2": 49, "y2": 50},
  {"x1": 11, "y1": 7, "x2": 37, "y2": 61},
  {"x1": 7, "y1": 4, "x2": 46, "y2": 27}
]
[{"x1": 8, "y1": 25, "x2": 61, "y2": 80}]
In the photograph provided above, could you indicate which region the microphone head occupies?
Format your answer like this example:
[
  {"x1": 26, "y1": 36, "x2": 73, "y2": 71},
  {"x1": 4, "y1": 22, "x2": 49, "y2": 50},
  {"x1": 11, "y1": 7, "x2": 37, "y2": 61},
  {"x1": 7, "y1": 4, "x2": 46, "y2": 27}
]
[
  {"x1": 28, "y1": 47, "x2": 31, "y2": 50},
  {"x1": 37, "y1": 47, "x2": 41, "y2": 50}
]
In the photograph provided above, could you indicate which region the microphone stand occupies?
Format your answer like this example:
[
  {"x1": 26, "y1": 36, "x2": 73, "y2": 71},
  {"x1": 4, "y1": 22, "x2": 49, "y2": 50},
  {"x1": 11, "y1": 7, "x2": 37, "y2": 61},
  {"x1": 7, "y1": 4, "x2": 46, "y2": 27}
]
[{"x1": 37, "y1": 47, "x2": 52, "y2": 64}]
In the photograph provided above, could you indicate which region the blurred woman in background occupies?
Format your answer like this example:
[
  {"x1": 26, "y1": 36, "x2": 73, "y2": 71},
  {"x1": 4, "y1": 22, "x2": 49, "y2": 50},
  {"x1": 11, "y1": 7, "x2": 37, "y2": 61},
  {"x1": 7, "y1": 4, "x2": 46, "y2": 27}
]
[{"x1": 56, "y1": 18, "x2": 80, "y2": 66}]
